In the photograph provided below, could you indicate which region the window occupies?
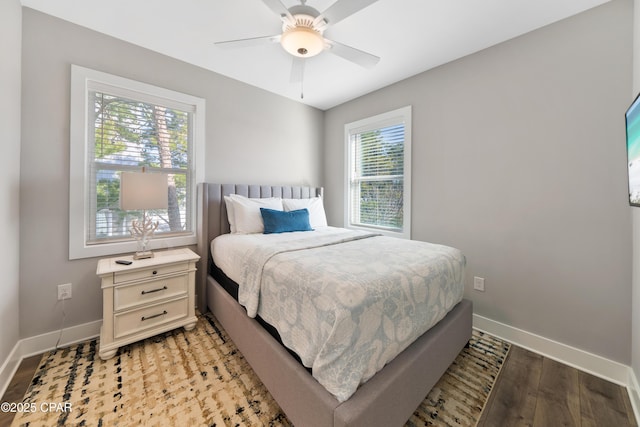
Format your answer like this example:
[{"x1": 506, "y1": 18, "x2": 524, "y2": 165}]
[
  {"x1": 345, "y1": 106, "x2": 411, "y2": 239},
  {"x1": 69, "y1": 65, "x2": 205, "y2": 259}
]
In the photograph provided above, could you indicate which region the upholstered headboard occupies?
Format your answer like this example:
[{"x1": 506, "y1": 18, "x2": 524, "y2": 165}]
[{"x1": 195, "y1": 183, "x2": 324, "y2": 311}]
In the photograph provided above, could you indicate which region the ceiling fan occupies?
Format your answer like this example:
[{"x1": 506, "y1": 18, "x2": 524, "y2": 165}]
[{"x1": 215, "y1": 0, "x2": 381, "y2": 98}]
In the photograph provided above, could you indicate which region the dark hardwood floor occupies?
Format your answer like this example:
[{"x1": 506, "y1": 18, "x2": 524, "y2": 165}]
[
  {"x1": 478, "y1": 346, "x2": 637, "y2": 427},
  {"x1": 0, "y1": 355, "x2": 41, "y2": 427},
  {"x1": 1, "y1": 346, "x2": 637, "y2": 427}
]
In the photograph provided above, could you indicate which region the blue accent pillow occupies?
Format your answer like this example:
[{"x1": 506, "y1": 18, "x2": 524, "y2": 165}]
[{"x1": 260, "y1": 208, "x2": 313, "y2": 234}]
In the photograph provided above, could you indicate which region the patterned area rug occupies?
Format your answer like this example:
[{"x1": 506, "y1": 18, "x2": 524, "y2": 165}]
[{"x1": 11, "y1": 314, "x2": 509, "y2": 427}]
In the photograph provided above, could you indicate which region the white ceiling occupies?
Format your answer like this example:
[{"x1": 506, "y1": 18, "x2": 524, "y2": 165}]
[{"x1": 22, "y1": 0, "x2": 611, "y2": 110}]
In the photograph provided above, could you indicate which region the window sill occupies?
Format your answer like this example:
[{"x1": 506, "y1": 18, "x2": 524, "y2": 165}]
[{"x1": 69, "y1": 233, "x2": 197, "y2": 260}]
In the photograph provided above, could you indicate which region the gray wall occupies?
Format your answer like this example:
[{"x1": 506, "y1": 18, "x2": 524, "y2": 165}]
[
  {"x1": 0, "y1": 0, "x2": 22, "y2": 364},
  {"x1": 325, "y1": 0, "x2": 633, "y2": 363},
  {"x1": 19, "y1": 9, "x2": 324, "y2": 338}
]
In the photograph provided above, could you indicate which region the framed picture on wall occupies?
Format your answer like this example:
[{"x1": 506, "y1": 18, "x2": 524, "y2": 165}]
[{"x1": 626, "y1": 92, "x2": 640, "y2": 206}]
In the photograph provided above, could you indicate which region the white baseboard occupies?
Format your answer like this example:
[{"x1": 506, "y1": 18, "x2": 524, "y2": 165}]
[
  {"x1": 16, "y1": 320, "x2": 101, "y2": 359},
  {"x1": 0, "y1": 341, "x2": 22, "y2": 401},
  {"x1": 628, "y1": 368, "x2": 640, "y2": 425},
  {"x1": 473, "y1": 314, "x2": 629, "y2": 386},
  {"x1": 0, "y1": 320, "x2": 101, "y2": 398}
]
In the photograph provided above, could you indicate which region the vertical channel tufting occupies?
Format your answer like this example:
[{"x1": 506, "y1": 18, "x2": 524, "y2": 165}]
[
  {"x1": 261, "y1": 185, "x2": 272, "y2": 198},
  {"x1": 271, "y1": 187, "x2": 283, "y2": 199},
  {"x1": 247, "y1": 185, "x2": 259, "y2": 198}
]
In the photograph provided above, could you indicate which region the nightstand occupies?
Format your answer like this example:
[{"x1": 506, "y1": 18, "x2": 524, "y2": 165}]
[{"x1": 96, "y1": 247, "x2": 200, "y2": 360}]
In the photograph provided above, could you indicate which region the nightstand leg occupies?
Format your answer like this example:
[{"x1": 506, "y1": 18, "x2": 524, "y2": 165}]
[
  {"x1": 99, "y1": 349, "x2": 118, "y2": 360},
  {"x1": 184, "y1": 321, "x2": 196, "y2": 331}
]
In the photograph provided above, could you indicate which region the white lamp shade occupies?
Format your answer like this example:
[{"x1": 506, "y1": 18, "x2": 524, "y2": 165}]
[
  {"x1": 280, "y1": 26, "x2": 324, "y2": 58},
  {"x1": 120, "y1": 172, "x2": 169, "y2": 211}
]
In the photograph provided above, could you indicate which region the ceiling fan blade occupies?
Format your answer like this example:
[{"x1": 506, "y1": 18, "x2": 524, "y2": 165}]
[
  {"x1": 215, "y1": 34, "x2": 281, "y2": 49},
  {"x1": 262, "y1": 0, "x2": 295, "y2": 25},
  {"x1": 325, "y1": 39, "x2": 380, "y2": 69},
  {"x1": 316, "y1": 0, "x2": 379, "y2": 27},
  {"x1": 290, "y1": 57, "x2": 305, "y2": 83}
]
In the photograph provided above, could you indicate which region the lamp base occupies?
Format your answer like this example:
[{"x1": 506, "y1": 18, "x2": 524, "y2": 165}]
[{"x1": 133, "y1": 250, "x2": 154, "y2": 260}]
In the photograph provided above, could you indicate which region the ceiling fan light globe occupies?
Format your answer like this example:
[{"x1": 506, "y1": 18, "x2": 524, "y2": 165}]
[{"x1": 280, "y1": 27, "x2": 324, "y2": 58}]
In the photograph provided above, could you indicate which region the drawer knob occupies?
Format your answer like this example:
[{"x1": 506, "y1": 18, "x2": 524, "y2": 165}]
[
  {"x1": 152, "y1": 270, "x2": 158, "y2": 275},
  {"x1": 141, "y1": 286, "x2": 168, "y2": 295},
  {"x1": 141, "y1": 310, "x2": 168, "y2": 321}
]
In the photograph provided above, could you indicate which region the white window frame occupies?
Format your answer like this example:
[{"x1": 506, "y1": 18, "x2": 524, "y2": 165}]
[
  {"x1": 344, "y1": 106, "x2": 412, "y2": 239},
  {"x1": 69, "y1": 65, "x2": 205, "y2": 259}
]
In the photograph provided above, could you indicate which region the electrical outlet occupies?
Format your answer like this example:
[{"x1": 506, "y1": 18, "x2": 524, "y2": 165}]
[
  {"x1": 58, "y1": 283, "x2": 72, "y2": 300},
  {"x1": 473, "y1": 277, "x2": 485, "y2": 292}
]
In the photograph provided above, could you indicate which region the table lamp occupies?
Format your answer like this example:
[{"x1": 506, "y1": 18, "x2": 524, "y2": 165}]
[{"x1": 120, "y1": 171, "x2": 168, "y2": 259}]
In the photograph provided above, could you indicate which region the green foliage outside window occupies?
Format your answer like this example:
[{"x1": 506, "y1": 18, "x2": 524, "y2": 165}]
[{"x1": 352, "y1": 127, "x2": 404, "y2": 229}]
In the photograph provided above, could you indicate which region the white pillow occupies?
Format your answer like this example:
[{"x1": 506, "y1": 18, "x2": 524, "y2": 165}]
[
  {"x1": 229, "y1": 194, "x2": 283, "y2": 234},
  {"x1": 223, "y1": 196, "x2": 237, "y2": 233},
  {"x1": 282, "y1": 197, "x2": 328, "y2": 228}
]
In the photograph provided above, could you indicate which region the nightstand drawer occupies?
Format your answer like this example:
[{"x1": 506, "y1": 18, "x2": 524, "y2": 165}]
[
  {"x1": 114, "y1": 297, "x2": 188, "y2": 339},
  {"x1": 113, "y1": 262, "x2": 189, "y2": 284},
  {"x1": 114, "y1": 275, "x2": 188, "y2": 311}
]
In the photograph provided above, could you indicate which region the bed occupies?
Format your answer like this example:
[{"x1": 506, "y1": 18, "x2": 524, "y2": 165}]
[{"x1": 196, "y1": 183, "x2": 472, "y2": 427}]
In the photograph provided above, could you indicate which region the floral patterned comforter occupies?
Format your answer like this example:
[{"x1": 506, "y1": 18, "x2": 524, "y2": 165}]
[{"x1": 212, "y1": 227, "x2": 465, "y2": 402}]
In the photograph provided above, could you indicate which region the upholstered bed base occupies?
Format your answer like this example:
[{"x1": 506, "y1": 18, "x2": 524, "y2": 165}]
[{"x1": 197, "y1": 183, "x2": 473, "y2": 427}]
